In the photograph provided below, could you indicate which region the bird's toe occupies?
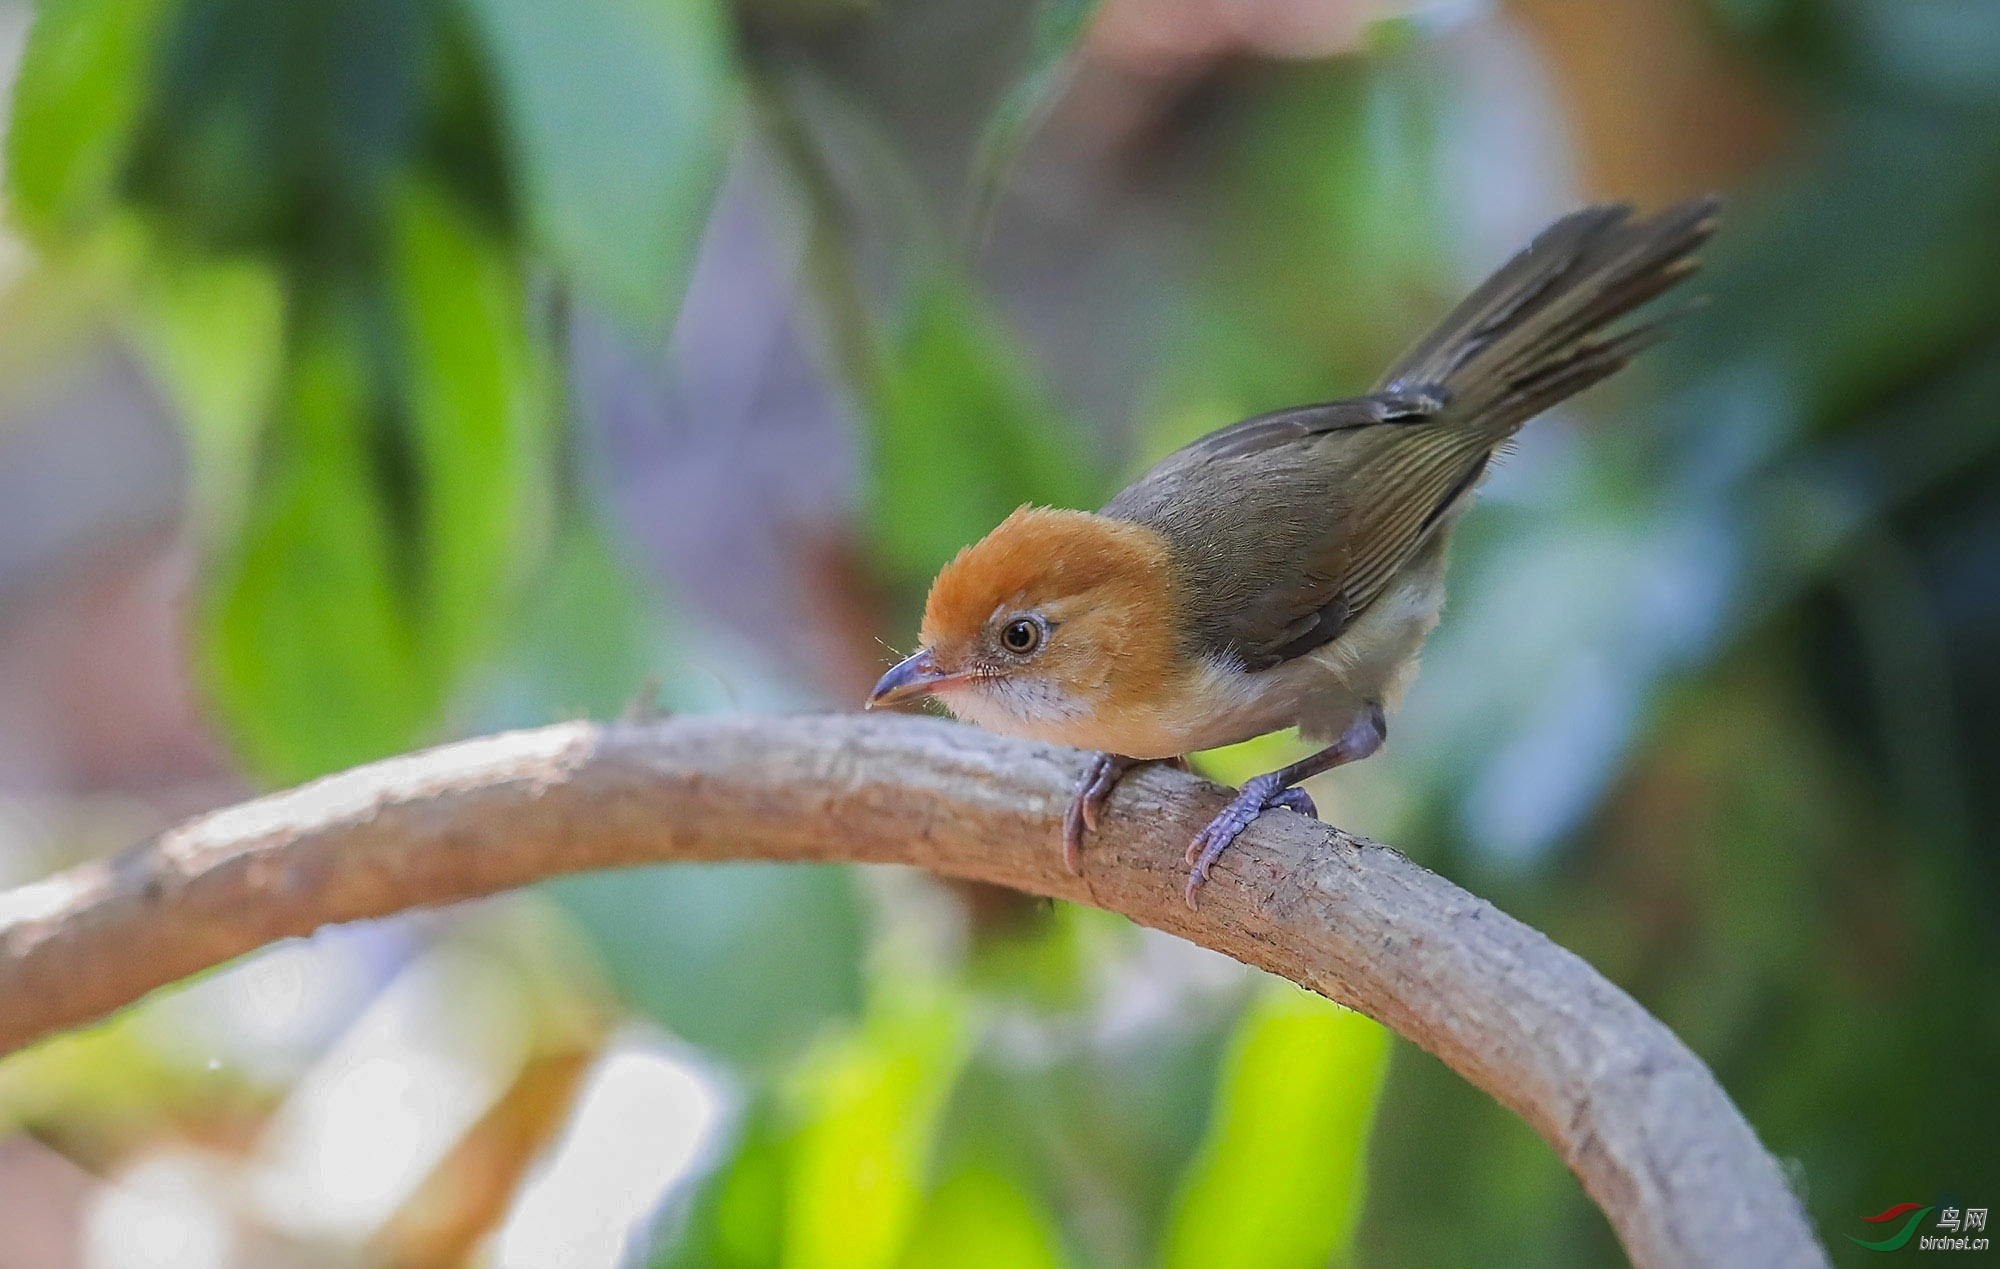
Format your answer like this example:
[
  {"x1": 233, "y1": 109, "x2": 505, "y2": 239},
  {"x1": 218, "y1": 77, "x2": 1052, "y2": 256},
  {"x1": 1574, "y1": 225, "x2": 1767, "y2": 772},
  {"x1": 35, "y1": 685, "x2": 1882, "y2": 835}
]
[
  {"x1": 1183, "y1": 781, "x2": 1316, "y2": 906},
  {"x1": 1272, "y1": 787, "x2": 1316, "y2": 819},
  {"x1": 1065, "y1": 753, "x2": 1138, "y2": 873}
]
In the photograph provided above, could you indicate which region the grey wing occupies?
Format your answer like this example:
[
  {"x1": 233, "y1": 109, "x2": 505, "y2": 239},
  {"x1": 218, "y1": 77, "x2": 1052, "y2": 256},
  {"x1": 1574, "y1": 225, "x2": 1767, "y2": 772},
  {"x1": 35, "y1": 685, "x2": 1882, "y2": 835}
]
[
  {"x1": 1160, "y1": 393, "x2": 1442, "y2": 462},
  {"x1": 1103, "y1": 398, "x2": 1488, "y2": 673}
]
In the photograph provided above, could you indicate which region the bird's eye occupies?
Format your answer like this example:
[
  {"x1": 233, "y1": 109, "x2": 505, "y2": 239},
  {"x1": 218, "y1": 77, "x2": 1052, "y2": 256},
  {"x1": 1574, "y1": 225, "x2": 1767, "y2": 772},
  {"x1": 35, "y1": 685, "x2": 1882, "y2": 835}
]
[{"x1": 1000, "y1": 617, "x2": 1044, "y2": 655}]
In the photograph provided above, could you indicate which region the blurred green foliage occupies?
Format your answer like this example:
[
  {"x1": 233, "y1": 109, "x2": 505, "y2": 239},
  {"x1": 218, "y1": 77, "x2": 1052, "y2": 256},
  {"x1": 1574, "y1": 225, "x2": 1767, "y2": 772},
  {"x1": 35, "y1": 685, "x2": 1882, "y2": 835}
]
[
  {"x1": 6, "y1": 0, "x2": 171, "y2": 237},
  {"x1": 868, "y1": 277, "x2": 1103, "y2": 589},
  {"x1": 462, "y1": 0, "x2": 733, "y2": 324},
  {"x1": 203, "y1": 181, "x2": 552, "y2": 780},
  {"x1": 781, "y1": 986, "x2": 974, "y2": 1269},
  {"x1": 1161, "y1": 987, "x2": 1389, "y2": 1269},
  {"x1": 551, "y1": 863, "x2": 866, "y2": 1069},
  {"x1": 898, "y1": 1166, "x2": 1072, "y2": 1269},
  {"x1": 4, "y1": 0, "x2": 1998, "y2": 1262}
]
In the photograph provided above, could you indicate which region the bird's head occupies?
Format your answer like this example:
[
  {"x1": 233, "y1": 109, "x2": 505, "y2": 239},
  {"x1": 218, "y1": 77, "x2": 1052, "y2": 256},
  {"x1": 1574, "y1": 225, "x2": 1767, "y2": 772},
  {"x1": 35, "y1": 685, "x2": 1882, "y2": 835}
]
[{"x1": 866, "y1": 505, "x2": 1176, "y2": 741}]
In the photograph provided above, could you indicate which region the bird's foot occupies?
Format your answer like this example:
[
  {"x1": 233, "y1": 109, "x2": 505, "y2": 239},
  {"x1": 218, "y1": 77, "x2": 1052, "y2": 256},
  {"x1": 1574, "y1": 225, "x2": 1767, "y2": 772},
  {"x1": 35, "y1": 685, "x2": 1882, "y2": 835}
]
[
  {"x1": 1064, "y1": 753, "x2": 1188, "y2": 871},
  {"x1": 1064, "y1": 753, "x2": 1141, "y2": 873},
  {"x1": 1184, "y1": 776, "x2": 1317, "y2": 907}
]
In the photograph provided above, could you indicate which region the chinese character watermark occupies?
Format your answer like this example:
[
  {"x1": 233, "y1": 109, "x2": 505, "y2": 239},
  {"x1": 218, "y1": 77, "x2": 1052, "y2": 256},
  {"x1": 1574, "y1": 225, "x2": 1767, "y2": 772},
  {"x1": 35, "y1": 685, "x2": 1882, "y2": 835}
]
[{"x1": 1850, "y1": 1200, "x2": 1990, "y2": 1253}]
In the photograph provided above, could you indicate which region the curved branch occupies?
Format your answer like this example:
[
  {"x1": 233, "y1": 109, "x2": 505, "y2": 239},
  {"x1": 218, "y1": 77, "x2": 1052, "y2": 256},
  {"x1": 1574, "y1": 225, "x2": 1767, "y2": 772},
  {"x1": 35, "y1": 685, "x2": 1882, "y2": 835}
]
[{"x1": 0, "y1": 714, "x2": 1824, "y2": 1268}]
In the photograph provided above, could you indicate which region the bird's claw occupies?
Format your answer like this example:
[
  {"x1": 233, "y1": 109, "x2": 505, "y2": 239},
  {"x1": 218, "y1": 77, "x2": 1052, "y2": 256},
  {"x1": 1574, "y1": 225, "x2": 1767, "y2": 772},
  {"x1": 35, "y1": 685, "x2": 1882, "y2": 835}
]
[
  {"x1": 1184, "y1": 780, "x2": 1317, "y2": 907},
  {"x1": 1061, "y1": 802, "x2": 1086, "y2": 874},
  {"x1": 1064, "y1": 753, "x2": 1139, "y2": 873}
]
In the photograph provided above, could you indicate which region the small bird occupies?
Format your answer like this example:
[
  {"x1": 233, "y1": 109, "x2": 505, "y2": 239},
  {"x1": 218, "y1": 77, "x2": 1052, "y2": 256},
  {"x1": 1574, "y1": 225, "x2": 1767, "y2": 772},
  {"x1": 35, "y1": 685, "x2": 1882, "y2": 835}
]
[{"x1": 867, "y1": 199, "x2": 1719, "y2": 906}]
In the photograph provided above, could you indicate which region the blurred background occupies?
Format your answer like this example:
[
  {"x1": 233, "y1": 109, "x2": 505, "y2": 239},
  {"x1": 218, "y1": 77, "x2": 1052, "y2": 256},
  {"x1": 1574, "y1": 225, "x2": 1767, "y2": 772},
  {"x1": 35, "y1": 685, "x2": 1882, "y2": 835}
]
[{"x1": 0, "y1": 0, "x2": 1995, "y2": 1263}]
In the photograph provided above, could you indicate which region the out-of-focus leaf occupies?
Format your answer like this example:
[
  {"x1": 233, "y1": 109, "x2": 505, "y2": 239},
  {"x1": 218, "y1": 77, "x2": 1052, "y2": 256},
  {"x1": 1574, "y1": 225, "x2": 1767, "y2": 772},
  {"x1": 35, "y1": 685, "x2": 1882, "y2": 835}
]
[
  {"x1": 479, "y1": 518, "x2": 665, "y2": 728},
  {"x1": 201, "y1": 183, "x2": 548, "y2": 782},
  {"x1": 961, "y1": 900, "x2": 1095, "y2": 1012},
  {"x1": 122, "y1": 0, "x2": 438, "y2": 254},
  {"x1": 867, "y1": 278, "x2": 1101, "y2": 588},
  {"x1": 1706, "y1": 0, "x2": 2000, "y2": 106},
  {"x1": 389, "y1": 179, "x2": 551, "y2": 676},
  {"x1": 927, "y1": 974, "x2": 1231, "y2": 1269},
  {"x1": 1161, "y1": 983, "x2": 1392, "y2": 1269},
  {"x1": 200, "y1": 294, "x2": 437, "y2": 781},
  {"x1": 964, "y1": 0, "x2": 1100, "y2": 242},
  {"x1": 650, "y1": 1099, "x2": 787, "y2": 1269},
  {"x1": 5, "y1": 0, "x2": 175, "y2": 242},
  {"x1": 712, "y1": 1123, "x2": 788, "y2": 1269},
  {"x1": 898, "y1": 1167, "x2": 1071, "y2": 1269},
  {"x1": 125, "y1": 247, "x2": 287, "y2": 536},
  {"x1": 782, "y1": 988, "x2": 974, "y2": 1269},
  {"x1": 460, "y1": 0, "x2": 733, "y2": 325},
  {"x1": 548, "y1": 864, "x2": 866, "y2": 1069}
]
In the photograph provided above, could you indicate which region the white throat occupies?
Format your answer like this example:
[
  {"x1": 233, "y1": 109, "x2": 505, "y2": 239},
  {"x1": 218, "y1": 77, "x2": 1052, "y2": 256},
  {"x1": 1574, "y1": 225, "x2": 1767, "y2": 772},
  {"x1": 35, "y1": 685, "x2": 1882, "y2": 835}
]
[{"x1": 933, "y1": 675, "x2": 1093, "y2": 740}]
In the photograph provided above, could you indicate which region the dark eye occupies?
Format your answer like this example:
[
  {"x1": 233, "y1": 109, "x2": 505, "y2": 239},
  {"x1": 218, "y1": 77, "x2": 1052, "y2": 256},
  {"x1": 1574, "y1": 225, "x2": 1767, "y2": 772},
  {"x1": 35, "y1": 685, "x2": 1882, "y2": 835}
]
[{"x1": 1000, "y1": 617, "x2": 1043, "y2": 655}]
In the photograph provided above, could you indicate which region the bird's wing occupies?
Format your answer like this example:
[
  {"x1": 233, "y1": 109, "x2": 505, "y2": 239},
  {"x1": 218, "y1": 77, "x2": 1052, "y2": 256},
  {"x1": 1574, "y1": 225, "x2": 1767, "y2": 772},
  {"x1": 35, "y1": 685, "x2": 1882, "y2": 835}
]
[
  {"x1": 1159, "y1": 393, "x2": 1442, "y2": 461},
  {"x1": 1103, "y1": 402, "x2": 1490, "y2": 673}
]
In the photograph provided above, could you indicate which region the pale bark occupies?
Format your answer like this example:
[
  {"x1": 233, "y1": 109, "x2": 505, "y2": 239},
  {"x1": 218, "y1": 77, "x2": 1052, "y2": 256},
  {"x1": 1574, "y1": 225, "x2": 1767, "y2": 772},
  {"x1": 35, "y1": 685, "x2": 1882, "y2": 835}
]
[{"x1": 0, "y1": 714, "x2": 1826, "y2": 1268}]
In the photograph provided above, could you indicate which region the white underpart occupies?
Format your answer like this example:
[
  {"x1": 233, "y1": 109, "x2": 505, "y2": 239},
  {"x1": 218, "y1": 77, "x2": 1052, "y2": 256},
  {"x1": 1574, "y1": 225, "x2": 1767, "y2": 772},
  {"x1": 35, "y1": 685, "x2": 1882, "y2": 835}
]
[{"x1": 1296, "y1": 538, "x2": 1450, "y2": 740}]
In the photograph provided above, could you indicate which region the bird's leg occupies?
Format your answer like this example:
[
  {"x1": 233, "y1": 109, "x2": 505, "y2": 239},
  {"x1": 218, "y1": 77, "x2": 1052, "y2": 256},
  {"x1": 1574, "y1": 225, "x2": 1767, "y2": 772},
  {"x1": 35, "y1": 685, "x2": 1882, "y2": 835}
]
[
  {"x1": 1064, "y1": 753, "x2": 1185, "y2": 872},
  {"x1": 1184, "y1": 707, "x2": 1386, "y2": 907}
]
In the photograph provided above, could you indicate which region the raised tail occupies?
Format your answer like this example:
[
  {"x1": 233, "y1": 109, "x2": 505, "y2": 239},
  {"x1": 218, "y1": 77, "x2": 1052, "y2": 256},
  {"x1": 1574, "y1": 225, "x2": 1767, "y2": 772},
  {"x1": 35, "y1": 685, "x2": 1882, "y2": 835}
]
[{"x1": 1377, "y1": 196, "x2": 1721, "y2": 437}]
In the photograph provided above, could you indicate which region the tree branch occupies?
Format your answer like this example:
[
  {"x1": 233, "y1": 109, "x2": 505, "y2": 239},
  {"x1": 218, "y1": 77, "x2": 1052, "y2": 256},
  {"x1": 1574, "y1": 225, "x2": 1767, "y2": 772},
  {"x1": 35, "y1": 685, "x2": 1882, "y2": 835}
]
[{"x1": 0, "y1": 714, "x2": 1825, "y2": 1268}]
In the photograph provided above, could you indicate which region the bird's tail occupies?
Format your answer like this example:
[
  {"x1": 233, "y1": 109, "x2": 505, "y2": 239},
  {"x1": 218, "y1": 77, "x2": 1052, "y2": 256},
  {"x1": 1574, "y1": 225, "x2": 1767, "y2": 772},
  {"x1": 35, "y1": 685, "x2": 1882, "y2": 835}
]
[{"x1": 1376, "y1": 196, "x2": 1721, "y2": 437}]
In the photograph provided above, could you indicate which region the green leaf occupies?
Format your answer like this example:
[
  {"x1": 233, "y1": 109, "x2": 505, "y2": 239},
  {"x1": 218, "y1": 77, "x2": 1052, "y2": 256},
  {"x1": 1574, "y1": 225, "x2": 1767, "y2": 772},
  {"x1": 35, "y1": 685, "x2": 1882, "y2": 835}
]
[
  {"x1": 1160, "y1": 984, "x2": 1393, "y2": 1269},
  {"x1": 961, "y1": 899, "x2": 1097, "y2": 1012},
  {"x1": 389, "y1": 179, "x2": 552, "y2": 676},
  {"x1": 898, "y1": 1167, "x2": 1071, "y2": 1269},
  {"x1": 480, "y1": 517, "x2": 666, "y2": 728},
  {"x1": 116, "y1": 0, "x2": 444, "y2": 254},
  {"x1": 782, "y1": 988, "x2": 974, "y2": 1269},
  {"x1": 199, "y1": 293, "x2": 437, "y2": 782},
  {"x1": 964, "y1": 0, "x2": 1100, "y2": 243},
  {"x1": 548, "y1": 864, "x2": 866, "y2": 1068},
  {"x1": 199, "y1": 183, "x2": 550, "y2": 782},
  {"x1": 459, "y1": 0, "x2": 734, "y2": 325},
  {"x1": 5, "y1": 0, "x2": 176, "y2": 242},
  {"x1": 125, "y1": 246, "x2": 288, "y2": 538},
  {"x1": 649, "y1": 1099, "x2": 788, "y2": 1269},
  {"x1": 866, "y1": 278, "x2": 1101, "y2": 588}
]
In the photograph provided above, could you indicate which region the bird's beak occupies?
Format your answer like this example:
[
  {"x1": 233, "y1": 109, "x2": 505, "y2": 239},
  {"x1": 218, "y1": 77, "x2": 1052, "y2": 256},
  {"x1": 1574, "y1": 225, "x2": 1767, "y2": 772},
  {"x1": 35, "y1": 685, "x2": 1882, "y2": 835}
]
[{"x1": 866, "y1": 649, "x2": 968, "y2": 710}]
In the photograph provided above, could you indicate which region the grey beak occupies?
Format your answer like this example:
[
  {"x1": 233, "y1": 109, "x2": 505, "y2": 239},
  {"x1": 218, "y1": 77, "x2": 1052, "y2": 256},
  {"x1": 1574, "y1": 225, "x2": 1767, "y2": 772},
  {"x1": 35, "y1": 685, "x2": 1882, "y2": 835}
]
[{"x1": 866, "y1": 649, "x2": 959, "y2": 710}]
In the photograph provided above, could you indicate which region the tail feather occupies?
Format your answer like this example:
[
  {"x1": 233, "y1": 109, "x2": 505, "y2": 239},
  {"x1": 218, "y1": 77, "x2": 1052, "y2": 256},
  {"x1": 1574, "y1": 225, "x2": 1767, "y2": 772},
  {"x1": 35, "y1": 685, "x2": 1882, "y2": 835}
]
[
  {"x1": 1377, "y1": 196, "x2": 1720, "y2": 437},
  {"x1": 1492, "y1": 319, "x2": 1675, "y2": 426}
]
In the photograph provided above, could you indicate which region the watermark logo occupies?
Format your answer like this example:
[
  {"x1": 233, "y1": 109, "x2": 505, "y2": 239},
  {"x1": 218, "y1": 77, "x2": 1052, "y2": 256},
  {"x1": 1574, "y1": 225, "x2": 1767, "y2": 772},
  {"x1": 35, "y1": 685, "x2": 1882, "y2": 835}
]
[{"x1": 1849, "y1": 1202, "x2": 1989, "y2": 1253}]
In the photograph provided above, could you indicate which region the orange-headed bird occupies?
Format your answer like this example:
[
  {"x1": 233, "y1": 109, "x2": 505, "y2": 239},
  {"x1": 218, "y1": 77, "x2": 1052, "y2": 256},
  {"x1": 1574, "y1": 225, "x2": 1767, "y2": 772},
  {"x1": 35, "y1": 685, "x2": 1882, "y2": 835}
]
[{"x1": 868, "y1": 199, "x2": 1719, "y2": 906}]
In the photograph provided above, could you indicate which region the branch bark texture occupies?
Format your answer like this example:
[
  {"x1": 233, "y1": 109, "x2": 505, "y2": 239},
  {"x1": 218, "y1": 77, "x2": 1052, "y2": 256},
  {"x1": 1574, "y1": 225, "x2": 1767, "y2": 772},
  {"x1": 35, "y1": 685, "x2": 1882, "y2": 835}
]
[{"x1": 0, "y1": 714, "x2": 1825, "y2": 1268}]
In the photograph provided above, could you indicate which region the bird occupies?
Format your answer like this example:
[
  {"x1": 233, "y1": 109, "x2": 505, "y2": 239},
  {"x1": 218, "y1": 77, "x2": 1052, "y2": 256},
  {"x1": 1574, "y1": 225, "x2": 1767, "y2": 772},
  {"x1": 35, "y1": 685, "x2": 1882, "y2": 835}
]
[{"x1": 866, "y1": 198, "x2": 1720, "y2": 907}]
